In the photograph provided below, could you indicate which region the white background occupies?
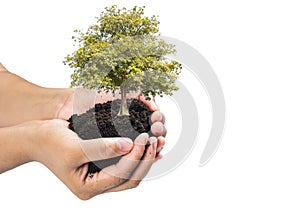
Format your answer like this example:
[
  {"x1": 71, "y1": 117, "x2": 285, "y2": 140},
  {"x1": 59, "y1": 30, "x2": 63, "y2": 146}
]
[{"x1": 1, "y1": 0, "x2": 300, "y2": 212}]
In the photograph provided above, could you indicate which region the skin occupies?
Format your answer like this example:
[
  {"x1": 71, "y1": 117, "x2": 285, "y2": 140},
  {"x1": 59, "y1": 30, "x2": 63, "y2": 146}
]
[{"x1": 0, "y1": 63, "x2": 166, "y2": 200}]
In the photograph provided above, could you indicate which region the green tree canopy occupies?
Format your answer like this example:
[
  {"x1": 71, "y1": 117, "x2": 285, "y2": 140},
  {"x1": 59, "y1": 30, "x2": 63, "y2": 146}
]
[{"x1": 64, "y1": 5, "x2": 182, "y2": 115}]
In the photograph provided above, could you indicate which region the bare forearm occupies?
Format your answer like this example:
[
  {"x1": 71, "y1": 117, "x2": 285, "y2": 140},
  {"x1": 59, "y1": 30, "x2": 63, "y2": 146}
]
[
  {"x1": 0, "y1": 124, "x2": 33, "y2": 173},
  {"x1": 0, "y1": 71, "x2": 74, "y2": 126}
]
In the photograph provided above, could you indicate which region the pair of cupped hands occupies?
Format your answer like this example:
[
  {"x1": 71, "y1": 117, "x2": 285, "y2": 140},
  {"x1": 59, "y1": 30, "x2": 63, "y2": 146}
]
[{"x1": 0, "y1": 64, "x2": 166, "y2": 200}]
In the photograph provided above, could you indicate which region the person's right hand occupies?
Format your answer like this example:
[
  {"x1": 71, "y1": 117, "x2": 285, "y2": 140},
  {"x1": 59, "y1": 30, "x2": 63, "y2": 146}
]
[{"x1": 24, "y1": 119, "x2": 165, "y2": 200}]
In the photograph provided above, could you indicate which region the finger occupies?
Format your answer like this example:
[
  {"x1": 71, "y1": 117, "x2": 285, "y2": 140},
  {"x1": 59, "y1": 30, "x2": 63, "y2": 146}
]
[
  {"x1": 104, "y1": 137, "x2": 157, "y2": 193},
  {"x1": 103, "y1": 133, "x2": 148, "y2": 179},
  {"x1": 129, "y1": 137, "x2": 157, "y2": 180},
  {"x1": 156, "y1": 136, "x2": 166, "y2": 154},
  {"x1": 151, "y1": 122, "x2": 167, "y2": 137},
  {"x1": 156, "y1": 147, "x2": 163, "y2": 158},
  {"x1": 0, "y1": 63, "x2": 8, "y2": 72},
  {"x1": 138, "y1": 95, "x2": 159, "y2": 111},
  {"x1": 155, "y1": 136, "x2": 165, "y2": 158},
  {"x1": 87, "y1": 133, "x2": 149, "y2": 193},
  {"x1": 145, "y1": 100, "x2": 159, "y2": 111},
  {"x1": 151, "y1": 111, "x2": 165, "y2": 124},
  {"x1": 79, "y1": 137, "x2": 133, "y2": 163},
  {"x1": 155, "y1": 153, "x2": 163, "y2": 162}
]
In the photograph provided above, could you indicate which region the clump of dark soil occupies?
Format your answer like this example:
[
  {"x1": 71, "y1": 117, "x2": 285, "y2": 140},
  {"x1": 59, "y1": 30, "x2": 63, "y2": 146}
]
[{"x1": 68, "y1": 99, "x2": 153, "y2": 173}]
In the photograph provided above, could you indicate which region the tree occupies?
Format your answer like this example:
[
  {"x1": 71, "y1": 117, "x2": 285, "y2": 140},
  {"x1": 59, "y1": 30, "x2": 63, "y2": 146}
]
[{"x1": 64, "y1": 5, "x2": 182, "y2": 116}]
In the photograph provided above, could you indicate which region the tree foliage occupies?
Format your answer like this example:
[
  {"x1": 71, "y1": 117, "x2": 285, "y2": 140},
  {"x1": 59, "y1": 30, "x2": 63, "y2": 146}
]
[{"x1": 64, "y1": 5, "x2": 182, "y2": 114}]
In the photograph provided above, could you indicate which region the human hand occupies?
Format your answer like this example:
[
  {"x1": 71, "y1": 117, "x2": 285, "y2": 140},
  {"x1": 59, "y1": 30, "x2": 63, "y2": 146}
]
[
  {"x1": 0, "y1": 64, "x2": 166, "y2": 199},
  {"x1": 23, "y1": 119, "x2": 164, "y2": 200},
  {"x1": 58, "y1": 89, "x2": 167, "y2": 159},
  {"x1": 0, "y1": 98, "x2": 166, "y2": 198}
]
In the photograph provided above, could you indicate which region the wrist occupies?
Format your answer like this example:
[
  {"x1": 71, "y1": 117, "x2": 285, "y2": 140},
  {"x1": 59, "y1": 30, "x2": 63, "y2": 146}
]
[
  {"x1": 35, "y1": 87, "x2": 75, "y2": 121},
  {"x1": 0, "y1": 123, "x2": 36, "y2": 173},
  {"x1": 13, "y1": 120, "x2": 53, "y2": 164},
  {"x1": 0, "y1": 71, "x2": 74, "y2": 126},
  {"x1": 50, "y1": 88, "x2": 75, "y2": 121}
]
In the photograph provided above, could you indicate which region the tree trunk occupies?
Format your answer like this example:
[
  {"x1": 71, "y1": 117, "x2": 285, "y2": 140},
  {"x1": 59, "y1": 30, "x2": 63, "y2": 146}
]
[{"x1": 118, "y1": 85, "x2": 129, "y2": 116}]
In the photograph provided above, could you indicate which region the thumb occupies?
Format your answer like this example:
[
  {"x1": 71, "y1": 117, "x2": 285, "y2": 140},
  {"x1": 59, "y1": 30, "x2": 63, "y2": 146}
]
[{"x1": 79, "y1": 137, "x2": 133, "y2": 163}]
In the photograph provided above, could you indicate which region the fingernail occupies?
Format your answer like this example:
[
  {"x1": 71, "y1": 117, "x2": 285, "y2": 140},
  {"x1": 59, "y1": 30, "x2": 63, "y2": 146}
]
[
  {"x1": 159, "y1": 124, "x2": 164, "y2": 133},
  {"x1": 119, "y1": 138, "x2": 133, "y2": 152},
  {"x1": 151, "y1": 122, "x2": 164, "y2": 135},
  {"x1": 151, "y1": 111, "x2": 163, "y2": 122},
  {"x1": 136, "y1": 133, "x2": 149, "y2": 145},
  {"x1": 157, "y1": 112, "x2": 163, "y2": 121},
  {"x1": 149, "y1": 137, "x2": 158, "y2": 144}
]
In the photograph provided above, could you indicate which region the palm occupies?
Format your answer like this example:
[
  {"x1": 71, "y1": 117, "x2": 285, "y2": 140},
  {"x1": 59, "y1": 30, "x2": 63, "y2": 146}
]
[{"x1": 36, "y1": 119, "x2": 159, "y2": 200}]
